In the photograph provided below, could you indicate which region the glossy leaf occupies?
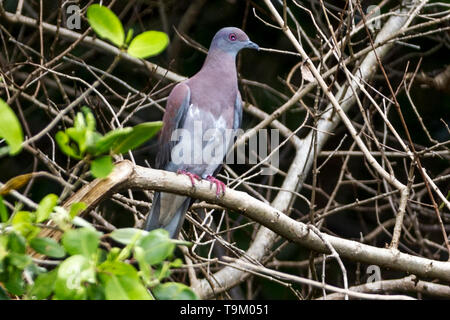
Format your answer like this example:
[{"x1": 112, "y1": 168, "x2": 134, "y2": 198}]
[
  {"x1": 90, "y1": 155, "x2": 114, "y2": 178},
  {"x1": 7, "y1": 232, "x2": 26, "y2": 253},
  {"x1": 82, "y1": 106, "x2": 96, "y2": 132},
  {"x1": 99, "y1": 261, "x2": 152, "y2": 300},
  {"x1": 125, "y1": 28, "x2": 134, "y2": 45},
  {"x1": 87, "y1": 4, "x2": 124, "y2": 47},
  {"x1": 98, "y1": 260, "x2": 136, "y2": 276},
  {"x1": 5, "y1": 267, "x2": 25, "y2": 295},
  {"x1": 55, "y1": 131, "x2": 83, "y2": 159},
  {"x1": 55, "y1": 255, "x2": 96, "y2": 300},
  {"x1": 0, "y1": 286, "x2": 9, "y2": 300},
  {"x1": 93, "y1": 127, "x2": 132, "y2": 155},
  {"x1": 29, "y1": 237, "x2": 66, "y2": 258},
  {"x1": 11, "y1": 211, "x2": 39, "y2": 239},
  {"x1": 35, "y1": 193, "x2": 58, "y2": 223},
  {"x1": 69, "y1": 202, "x2": 87, "y2": 219},
  {"x1": 29, "y1": 269, "x2": 57, "y2": 300},
  {"x1": 71, "y1": 216, "x2": 96, "y2": 230},
  {"x1": 62, "y1": 228, "x2": 101, "y2": 257},
  {"x1": 0, "y1": 196, "x2": 8, "y2": 222},
  {"x1": 86, "y1": 283, "x2": 106, "y2": 300},
  {"x1": 8, "y1": 252, "x2": 32, "y2": 269},
  {"x1": 104, "y1": 274, "x2": 152, "y2": 300},
  {"x1": 66, "y1": 127, "x2": 87, "y2": 155},
  {"x1": 128, "y1": 31, "x2": 169, "y2": 59},
  {"x1": 109, "y1": 228, "x2": 147, "y2": 245},
  {"x1": 0, "y1": 98, "x2": 23, "y2": 155},
  {"x1": 153, "y1": 282, "x2": 198, "y2": 300},
  {"x1": 136, "y1": 229, "x2": 175, "y2": 265},
  {"x1": 111, "y1": 122, "x2": 163, "y2": 155}
]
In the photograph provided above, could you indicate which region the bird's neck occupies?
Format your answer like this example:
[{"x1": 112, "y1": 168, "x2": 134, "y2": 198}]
[{"x1": 199, "y1": 49, "x2": 238, "y2": 83}]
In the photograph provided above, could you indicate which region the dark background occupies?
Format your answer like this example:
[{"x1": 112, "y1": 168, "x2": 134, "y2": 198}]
[{"x1": 1, "y1": 0, "x2": 449, "y2": 299}]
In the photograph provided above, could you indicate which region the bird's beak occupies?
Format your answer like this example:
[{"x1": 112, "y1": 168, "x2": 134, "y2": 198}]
[{"x1": 245, "y1": 40, "x2": 260, "y2": 51}]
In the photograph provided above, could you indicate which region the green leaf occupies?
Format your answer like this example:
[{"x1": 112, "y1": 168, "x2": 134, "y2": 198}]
[
  {"x1": 0, "y1": 285, "x2": 9, "y2": 300},
  {"x1": 153, "y1": 262, "x2": 171, "y2": 280},
  {"x1": 113, "y1": 122, "x2": 163, "y2": 155},
  {"x1": 5, "y1": 266, "x2": 25, "y2": 295},
  {"x1": 29, "y1": 237, "x2": 66, "y2": 258},
  {"x1": 55, "y1": 131, "x2": 83, "y2": 159},
  {"x1": 0, "y1": 196, "x2": 8, "y2": 222},
  {"x1": 125, "y1": 28, "x2": 134, "y2": 45},
  {"x1": 29, "y1": 269, "x2": 57, "y2": 300},
  {"x1": 85, "y1": 131, "x2": 103, "y2": 154},
  {"x1": 71, "y1": 216, "x2": 96, "y2": 230},
  {"x1": 170, "y1": 258, "x2": 183, "y2": 268},
  {"x1": 62, "y1": 228, "x2": 101, "y2": 257},
  {"x1": 105, "y1": 247, "x2": 121, "y2": 262},
  {"x1": 136, "y1": 229, "x2": 175, "y2": 265},
  {"x1": 86, "y1": 283, "x2": 106, "y2": 300},
  {"x1": 8, "y1": 252, "x2": 32, "y2": 269},
  {"x1": 98, "y1": 260, "x2": 137, "y2": 276},
  {"x1": 0, "y1": 98, "x2": 24, "y2": 155},
  {"x1": 69, "y1": 202, "x2": 86, "y2": 219},
  {"x1": 82, "y1": 106, "x2": 96, "y2": 132},
  {"x1": 134, "y1": 246, "x2": 151, "y2": 284},
  {"x1": 74, "y1": 111, "x2": 86, "y2": 130},
  {"x1": 7, "y1": 232, "x2": 26, "y2": 253},
  {"x1": 0, "y1": 235, "x2": 8, "y2": 263},
  {"x1": 35, "y1": 194, "x2": 58, "y2": 223},
  {"x1": 93, "y1": 127, "x2": 132, "y2": 155},
  {"x1": 93, "y1": 122, "x2": 162, "y2": 156},
  {"x1": 91, "y1": 155, "x2": 114, "y2": 178},
  {"x1": 153, "y1": 282, "x2": 198, "y2": 300},
  {"x1": 128, "y1": 31, "x2": 169, "y2": 59},
  {"x1": 11, "y1": 211, "x2": 40, "y2": 239},
  {"x1": 55, "y1": 255, "x2": 96, "y2": 300},
  {"x1": 66, "y1": 127, "x2": 88, "y2": 155},
  {"x1": 87, "y1": 4, "x2": 125, "y2": 47},
  {"x1": 110, "y1": 228, "x2": 147, "y2": 245},
  {"x1": 98, "y1": 262, "x2": 152, "y2": 300},
  {"x1": 104, "y1": 274, "x2": 152, "y2": 300}
]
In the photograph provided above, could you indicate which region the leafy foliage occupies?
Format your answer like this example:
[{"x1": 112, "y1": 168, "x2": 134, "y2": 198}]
[
  {"x1": 86, "y1": 4, "x2": 169, "y2": 58},
  {"x1": 0, "y1": 98, "x2": 23, "y2": 156},
  {"x1": 55, "y1": 107, "x2": 162, "y2": 178},
  {"x1": 87, "y1": 4, "x2": 125, "y2": 47},
  {"x1": 128, "y1": 31, "x2": 169, "y2": 58},
  {"x1": 0, "y1": 195, "x2": 197, "y2": 300}
]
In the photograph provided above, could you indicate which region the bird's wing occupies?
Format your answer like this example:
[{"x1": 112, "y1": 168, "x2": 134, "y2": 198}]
[
  {"x1": 155, "y1": 83, "x2": 191, "y2": 170},
  {"x1": 146, "y1": 83, "x2": 191, "y2": 237}
]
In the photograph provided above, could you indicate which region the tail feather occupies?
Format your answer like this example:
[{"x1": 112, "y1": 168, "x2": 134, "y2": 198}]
[{"x1": 144, "y1": 191, "x2": 192, "y2": 238}]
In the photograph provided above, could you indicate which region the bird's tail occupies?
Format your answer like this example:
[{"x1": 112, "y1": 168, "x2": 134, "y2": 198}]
[{"x1": 143, "y1": 191, "x2": 191, "y2": 238}]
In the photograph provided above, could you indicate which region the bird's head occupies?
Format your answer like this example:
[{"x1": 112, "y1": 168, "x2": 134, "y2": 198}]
[{"x1": 209, "y1": 27, "x2": 259, "y2": 55}]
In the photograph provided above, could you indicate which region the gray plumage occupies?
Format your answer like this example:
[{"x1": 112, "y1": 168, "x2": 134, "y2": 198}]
[{"x1": 144, "y1": 27, "x2": 259, "y2": 238}]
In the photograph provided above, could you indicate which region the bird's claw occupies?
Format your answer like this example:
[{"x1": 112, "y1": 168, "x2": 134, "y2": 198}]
[
  {"x1": 206, "y1": 175, "x2": 226, "y2": 198},
  {"x1": 177, "y1": 170, "x2": 201, "y2": 187}
]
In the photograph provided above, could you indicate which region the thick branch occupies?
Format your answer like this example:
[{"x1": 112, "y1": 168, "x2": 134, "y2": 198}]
[{"x1": 64, "y1": 161, "x2": 450, "y2": 290}]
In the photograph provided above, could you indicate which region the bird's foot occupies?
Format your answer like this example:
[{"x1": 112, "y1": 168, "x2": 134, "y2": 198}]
[
  {"x1": 177, "y1": 170, "x2": 201, "y2": 187},
  {"x1": 206, "y1": 175, "x2": 226, "y2": 198}
]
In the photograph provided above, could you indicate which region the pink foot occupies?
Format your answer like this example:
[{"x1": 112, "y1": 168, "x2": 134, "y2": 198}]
[
  {"x1": 177, "y1": 170, "x2": 201, "y2": 187},
  {"x1": 206, "y1": 175, "x2": 226, "y2": 197}
]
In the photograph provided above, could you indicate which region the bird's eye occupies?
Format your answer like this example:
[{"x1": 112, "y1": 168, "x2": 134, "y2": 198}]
[{"x1": 229, "y1": 33, "x2": 237, "y2": 41}]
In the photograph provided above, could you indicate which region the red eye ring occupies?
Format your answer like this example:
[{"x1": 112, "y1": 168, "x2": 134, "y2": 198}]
[{"x1": 229, "y1": 33, "x2": 237, "y2": 41}]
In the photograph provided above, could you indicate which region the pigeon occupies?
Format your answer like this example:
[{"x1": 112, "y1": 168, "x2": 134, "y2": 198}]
[{"x1": 144, "y1": 27, "x2": 259, "y2": 238}]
